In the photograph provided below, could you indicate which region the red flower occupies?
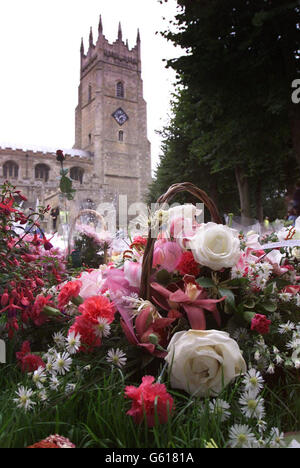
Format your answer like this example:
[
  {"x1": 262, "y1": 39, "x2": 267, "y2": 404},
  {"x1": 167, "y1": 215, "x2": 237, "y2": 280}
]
[
  {"x1": 176, "y1": 251, "x2": 200, "y2": 277},
  {"x1": 0, "y1": 197, "x2": 17, "y2": 216},
  {"x1": 16, "y1": 341, "x2": 45, "y2": 373},
  {"x1": 58, "y1": 280, "x2": 82, "y2": 309},
  {"x1": 28, "y1": 434, "x2": 75, "y2": 449},
  {"x1": 69, "y1": 295, "x2": 115, "y2": 352},
  {"x1": 251, "y1": 314, "x2": 271, "y2": 335},
  {"x1": 56, "y1": 149, "x2": 65, "y2": 162},
  {"x1": 125, "y1": 376, "x2": 174, "y2": 427},
  {"x1": 78, "y1": 295, "x2": 115, "y2": 323},
  {"x1": 30, "y1": 295, "x2": 53, "y2": 326},
  {"x1": 130, "y1": 236, "x2": 148, "y2": 249}
]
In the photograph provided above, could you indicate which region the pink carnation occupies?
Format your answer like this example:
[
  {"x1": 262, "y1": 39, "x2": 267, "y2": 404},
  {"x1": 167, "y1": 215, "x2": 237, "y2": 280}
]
[
  {"x1": 125, "y1": 375, "x2": 174, "y2": 427},
  {"x1": 251, "y1": 314, "x2": 271, "y2": 335}
]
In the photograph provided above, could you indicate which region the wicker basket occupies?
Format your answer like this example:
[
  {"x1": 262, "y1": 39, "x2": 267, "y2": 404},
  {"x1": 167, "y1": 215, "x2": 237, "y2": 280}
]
[{"x1": 139, "y1": 182, "x2": 222, "y2": 300}]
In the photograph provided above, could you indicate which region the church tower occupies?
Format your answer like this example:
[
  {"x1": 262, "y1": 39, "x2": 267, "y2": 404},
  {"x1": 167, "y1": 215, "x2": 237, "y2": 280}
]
[{"x1": 74, "y1": 16, "x2": 152, "y2": 209}]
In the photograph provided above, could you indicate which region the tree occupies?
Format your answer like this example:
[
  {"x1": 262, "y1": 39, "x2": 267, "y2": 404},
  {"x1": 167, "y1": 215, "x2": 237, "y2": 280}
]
[{"x1": 153, "y1": 0, "x2": 300, "y2": 221}]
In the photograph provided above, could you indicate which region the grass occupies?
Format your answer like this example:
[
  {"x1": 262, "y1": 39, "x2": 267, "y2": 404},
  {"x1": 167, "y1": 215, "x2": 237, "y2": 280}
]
[{"x1": 0, "y1": 357, "x2": 299, "y2": 448}]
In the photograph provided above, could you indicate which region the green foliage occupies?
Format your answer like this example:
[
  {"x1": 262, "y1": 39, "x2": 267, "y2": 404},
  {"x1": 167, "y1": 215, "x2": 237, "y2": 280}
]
[{"x1": 152, "y1": 0, "x2": 300, "y2": 220}]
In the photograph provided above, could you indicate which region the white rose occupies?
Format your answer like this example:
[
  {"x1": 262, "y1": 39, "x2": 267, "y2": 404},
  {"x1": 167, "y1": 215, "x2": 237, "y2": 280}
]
[
  {"x1": 187, "y1": 222, "x2": 241, "y2": 271},
  {"x1": 165, "y1": 329, "x2": 246, "y2": 397}
]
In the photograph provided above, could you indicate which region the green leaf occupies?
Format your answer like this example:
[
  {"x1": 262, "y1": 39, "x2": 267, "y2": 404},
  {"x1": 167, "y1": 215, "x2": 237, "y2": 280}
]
[
  {"x1": 196, "y1": 277, "x2": 214, "y2": 288},
  {"x1": 156, "y1": 269, "x2": 172, "y2": 285},
  {"x1": 218, "y1": 287, "x2": 236, "y2": 308},
  {"x1": 243, "y1": 298, "x2": 256, "y2": 309},
  {"x1": 261, "y1": 301, "x2": 277, "y2": 313}
]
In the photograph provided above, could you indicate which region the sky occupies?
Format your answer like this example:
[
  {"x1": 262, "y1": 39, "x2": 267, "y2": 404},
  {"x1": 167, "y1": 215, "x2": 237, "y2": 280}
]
[{"x1": 0, "y1": 0, "x2": 182, "y2": 172}]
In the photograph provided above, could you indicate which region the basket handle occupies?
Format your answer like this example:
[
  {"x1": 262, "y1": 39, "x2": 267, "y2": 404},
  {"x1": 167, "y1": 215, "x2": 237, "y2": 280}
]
[{"x1": 139, "y1": 182, "x2": 222, "y2": 300}]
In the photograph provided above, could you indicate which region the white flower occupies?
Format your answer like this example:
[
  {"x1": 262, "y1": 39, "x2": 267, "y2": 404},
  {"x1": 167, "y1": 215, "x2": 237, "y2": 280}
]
[
  {"x1": 269, "y1": 427, "x2": 286, "y2": 448},
  {"x1": 208, "y1": 398, "x2": 231, "y2": 422},
  {"x1": 93, "y1": 317, "x2": 111, "y2": 339},
  {"x1": 242, "y1": 368, "x2": 264, "y2": 395},
  {"x1": 187, "y1": 223, "x2": 241, "y2": 271},
  {"x1": 37, "y1": 389, "x2": 48, "y2": 402},
  {"x1": 106, "y1": 348, "x2": 127, "y2": 368},
  {"x1": 49, "y1": 375, "x2": 60, "y2": 391},
  {"x1": 228, "y1": 424, "x2": 257, "y2": 448},
  {"x1": 53, "y1": 352, "x2": 72, "y2": 375},
  {"x1": 45, "y1": 355, "x2": 57, "y2": 375},
  {"x1": 66, "y1": 331, "x2": 81, "y2": 354},
  {"x1": 278, "y1": 321, "x2": 295, "y2": 334},
  {"x1": 165, "y1": 329, "x2": 247, "y2": 397},
  {"x1": 32, "y1": 366, "x2": 47, "y2": 389},
  {"x1": 13, "y1": 386, "x2": 36, "y2": 412},
  {"x1": 239, "y1": 390, "x2": 265, "y2": 420},
  {"x1": 53, "y1": 331, "x2": 66, "y2": 349},
  {"x1": 65, "y1": 383, "x2": 76, "y2": 394},
  {"x1": 266, "y1": 363, "x2": 275, "y2": 374},
  {"x1": 278, "y1": 293, "x2": 293, "y2": 302}
]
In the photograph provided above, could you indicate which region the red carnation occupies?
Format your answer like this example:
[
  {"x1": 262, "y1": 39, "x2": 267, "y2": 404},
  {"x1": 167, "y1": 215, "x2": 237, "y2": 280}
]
[
  {"x1": 251, "y1": 314, "x2": 271, "y2": 335},
  {"x1": 16, "y1": 341, "x2": 45, "y2": 373},
  {"x1": 176, "y1": 251, "x2": 200, "y2": 277},
  {"x1": 78, "y1": 295, "x2": 115, "y2": 324},
  {"x1": 30, "y1": 295, "x2": 53, "y2": 326},
  {"x1": 28, "y1": 434, "x2": 75, "y2": 449},
  {"x1": 69, "y1": 295, "x2": 115, "y2": 352},
  {"x1": 58, "y1": 280, "x2": 82, "y2": 309},
  {"x1": 125, "y1": 375, "x2": 174, "y2": 427}
]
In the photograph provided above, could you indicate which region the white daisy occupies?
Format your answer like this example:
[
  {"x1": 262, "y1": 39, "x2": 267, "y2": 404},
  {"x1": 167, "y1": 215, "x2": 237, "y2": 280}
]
[
  {"x1": 228, "y1": 424, "x2": 257, "y2": 448},
  {"x1": 239, "y1": 390, "x2": 265, "y2": 420},
  {"x1": 49, "y1": 375, "x2": 60, "y2": 391},
  {"x1": 53, "y1": 352, "x2": 72, "y2": 375},
  {"x1": 269, "y1": 427, "x2": 286, "y2": 448},
  {"x1": 52, "y1": 331, "x2": 66, "y2": 349},
  {"x1": 45, "y1": 355, "x2": 57, "y2": 375},
  {"x1": 13, "y1": 386, "x2": 36, "y2": 412},
  {"x1": 278, "y1": 293, "x2": 293, "y2": 302},
  {"x1": 32, "y1": 366, "x2": 47, "y2": 389},
  {"x1": 242, "y1": 368, "x2": 264, "y2": 395},
  {"x1": 37, "y1": 389, "x2": 48, "y2": 402},
  {"x1": 66, "y1": 331, "x2": 81, "y2": 354},
  {"x1": 93, "y1": 317, "x2": 111, "y2": 339},
  {"x1": 65, "y1": 383, "x2": 76, "y2": 394},
  {"x1": 106, "y1": 348, "x2": 127, "y2": 368},
  {"x1": 208, "y1": 398, "x2": 231, "y2": 422},
  {"x1": 278, "y1": 321, "x2": 295, "y2": 334}
]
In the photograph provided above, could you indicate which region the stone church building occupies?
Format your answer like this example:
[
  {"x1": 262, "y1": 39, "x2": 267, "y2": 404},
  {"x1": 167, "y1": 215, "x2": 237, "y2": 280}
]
[{"x1": 0, "y1": 16, "x2": 152, "y2": 231}]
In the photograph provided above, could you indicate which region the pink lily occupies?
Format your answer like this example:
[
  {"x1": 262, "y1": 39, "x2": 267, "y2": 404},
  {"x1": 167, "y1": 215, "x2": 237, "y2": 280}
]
[
  {"x1": 151, "y1": 275, "x2": 225, "y2": 330},
  {"x1": 121, "y1": 305, "x2": 179, "y2": 357}
]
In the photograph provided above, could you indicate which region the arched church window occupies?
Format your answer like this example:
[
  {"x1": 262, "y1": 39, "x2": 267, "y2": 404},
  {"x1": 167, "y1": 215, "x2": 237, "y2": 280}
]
[
  {"x1": 116, "y1": 81, "x2": 124, "y2": 98},
  {"x1": 88, "y1": 84, "x2": 92, "y2": 102},
  {"x1": 70, "y1": 167, "x2": 84, "y2": 184},
  {"x1": 118, "y1": 130, "x2": 124, "y2": 142},
  {"x1": 88, "y1": 133, "x2": 92, "y2": 146},
  {"x1": 3, "y1": 161, "x2": 19, "y2": 179},
  {"x1": 35, "y1": 164, "x2": 50, "y2": 182}
]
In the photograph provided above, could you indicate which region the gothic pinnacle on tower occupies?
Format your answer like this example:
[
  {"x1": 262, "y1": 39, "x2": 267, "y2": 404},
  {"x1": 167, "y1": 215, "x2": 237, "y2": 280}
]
[
  {"x1": 137, "y1": 28, "x2": 141, "y2": 44},
  {"x1": 89, "y1": 26, "x2": 94, "y2": 48},
  {"x1": 118, "y1": 21, "x2": 123, "y2": 42},
  {"x1": 98, "y1": 14, "x2": 103, "y2": 36},
  {"x1": 80, "y1": 37, "x2": 84, "y2": 55}
]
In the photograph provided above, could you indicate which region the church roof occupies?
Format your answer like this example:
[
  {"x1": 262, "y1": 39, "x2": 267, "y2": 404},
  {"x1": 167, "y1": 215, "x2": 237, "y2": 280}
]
[{"x1": 0, "y1": 142, "x2": 91, "y2": 159}]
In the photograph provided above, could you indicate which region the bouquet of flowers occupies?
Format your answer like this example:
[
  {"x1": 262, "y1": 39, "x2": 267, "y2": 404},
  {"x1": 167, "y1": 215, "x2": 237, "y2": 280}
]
[{"x1": 11, "y1": 183, "x2": 300, "y2": 447}]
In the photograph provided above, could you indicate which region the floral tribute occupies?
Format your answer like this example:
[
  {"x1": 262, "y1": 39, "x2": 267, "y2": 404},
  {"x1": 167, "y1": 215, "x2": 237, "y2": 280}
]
[{"x1": 2, "y1": 184, "x2": 300, "y2": 448}]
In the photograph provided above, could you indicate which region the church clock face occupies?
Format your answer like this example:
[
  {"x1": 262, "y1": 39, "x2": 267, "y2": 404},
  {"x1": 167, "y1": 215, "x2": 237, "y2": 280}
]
[{"x1": 112, "y1": 107, "x2": 129, "y2": 126}]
